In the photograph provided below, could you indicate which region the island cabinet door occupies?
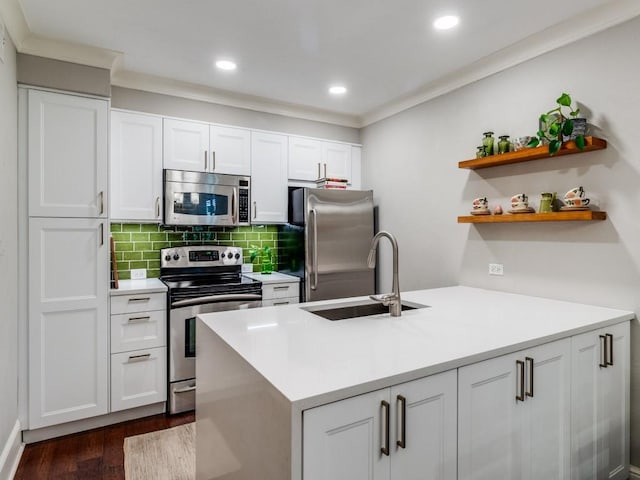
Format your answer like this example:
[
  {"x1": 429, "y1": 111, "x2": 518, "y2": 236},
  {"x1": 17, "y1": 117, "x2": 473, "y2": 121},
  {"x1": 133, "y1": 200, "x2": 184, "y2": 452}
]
[
  {"x1": 458, "y1": 350, "x2": 523, "y2": 480},
  {"x1": 389, "y1": 369, "x2": 457, "y2": 480},
  {"x1": 571, "y1": 322, "x2": 630, "y2": 480},
  {"x1": 303, "y1": 389, "x2": 391, "y2": 480}
]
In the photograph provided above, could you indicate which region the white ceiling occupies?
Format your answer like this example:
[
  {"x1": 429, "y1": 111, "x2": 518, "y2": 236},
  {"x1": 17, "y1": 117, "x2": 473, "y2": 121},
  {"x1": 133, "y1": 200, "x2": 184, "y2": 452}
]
[{"x1": 5, "y1": 0, "x2": 640, "y2": 126}]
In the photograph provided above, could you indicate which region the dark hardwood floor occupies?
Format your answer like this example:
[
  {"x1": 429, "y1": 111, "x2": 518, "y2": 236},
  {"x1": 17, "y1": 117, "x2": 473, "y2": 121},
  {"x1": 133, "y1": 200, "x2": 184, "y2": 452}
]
[{"x1": 14, "y1": 412, "x2": 195, "y2": 480}]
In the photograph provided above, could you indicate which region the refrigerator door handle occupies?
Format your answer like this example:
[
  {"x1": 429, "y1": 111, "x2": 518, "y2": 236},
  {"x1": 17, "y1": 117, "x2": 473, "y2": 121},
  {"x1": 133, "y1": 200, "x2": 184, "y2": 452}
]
[{"x1": 310, "y1": 208, "x2": 318, "y2": 290}]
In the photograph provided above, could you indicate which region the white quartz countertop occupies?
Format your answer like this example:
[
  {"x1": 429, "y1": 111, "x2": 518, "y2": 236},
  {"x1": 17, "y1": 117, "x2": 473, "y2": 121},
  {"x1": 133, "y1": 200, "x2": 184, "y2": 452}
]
[
  {"x1": 197, "y1": 286, "x2": 634, "y2": 409},
  {"x1": 110, "y1": 278, "x2": 167, "y2": 296},
  {"x1": 243, "y1": 272, "x2": 300, "y2": 284}
]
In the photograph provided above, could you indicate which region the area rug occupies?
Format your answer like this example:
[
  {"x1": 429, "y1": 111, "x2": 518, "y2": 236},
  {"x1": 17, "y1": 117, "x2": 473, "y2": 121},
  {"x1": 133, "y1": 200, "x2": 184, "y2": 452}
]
[{"x1": 124, "y1": 423, "x2": 195, "y2": 480}]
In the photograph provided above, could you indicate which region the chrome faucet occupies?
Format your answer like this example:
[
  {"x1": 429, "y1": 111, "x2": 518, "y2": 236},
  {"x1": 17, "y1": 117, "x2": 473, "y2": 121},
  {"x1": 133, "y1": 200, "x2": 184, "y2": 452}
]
[{"x1": 367, "y1": 231, "x2": 401, "y2": 317}]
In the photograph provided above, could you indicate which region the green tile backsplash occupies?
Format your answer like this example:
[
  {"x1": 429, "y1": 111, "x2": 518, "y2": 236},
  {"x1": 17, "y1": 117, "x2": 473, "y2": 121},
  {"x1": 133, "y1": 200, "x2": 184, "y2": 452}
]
[{"x1": 111, "y1": 223, "x2": 279, "y2": 280}]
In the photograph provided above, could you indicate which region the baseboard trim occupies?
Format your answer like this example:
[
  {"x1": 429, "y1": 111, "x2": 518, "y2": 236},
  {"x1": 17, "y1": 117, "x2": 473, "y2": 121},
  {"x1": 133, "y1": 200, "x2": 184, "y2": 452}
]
[
  {"x1": 0, "y1": 420, "x2": 23, "y2": 480},
  {"x1": 630, "y1": 464, "x2": 640, "y2": 479},
  {"x1": 22, "y1": 402, "x2": 166, "y2": 444}
]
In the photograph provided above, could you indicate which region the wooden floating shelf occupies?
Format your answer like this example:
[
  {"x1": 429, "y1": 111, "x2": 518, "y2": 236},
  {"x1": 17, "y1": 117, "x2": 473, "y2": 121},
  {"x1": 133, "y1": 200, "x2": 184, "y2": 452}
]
[
  {"x1": 458, "y1": 211, "x2": 607, "y2": 224},
  {"x1": 458, "y1": 136, "x2": 607, "y2": 170}
]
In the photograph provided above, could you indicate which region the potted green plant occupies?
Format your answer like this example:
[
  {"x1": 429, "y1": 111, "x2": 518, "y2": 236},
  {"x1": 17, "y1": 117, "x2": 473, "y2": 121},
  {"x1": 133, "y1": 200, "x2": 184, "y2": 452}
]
[
  {"x1": 527, "y1": 93, "x2": 587, "y2": 155},
  {"x1": 249, "y1": 244, "x2": 274, "y2": 274}
]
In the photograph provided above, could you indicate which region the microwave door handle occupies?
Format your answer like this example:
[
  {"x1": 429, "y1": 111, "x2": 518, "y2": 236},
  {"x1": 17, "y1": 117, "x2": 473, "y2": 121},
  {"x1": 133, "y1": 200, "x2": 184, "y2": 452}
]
[
  {"x1": 232, "y1": 188, "x2": 237, "y2": 224},
  {"x1": 310, "y1": 209, "x2": 318, "y2": 290}
]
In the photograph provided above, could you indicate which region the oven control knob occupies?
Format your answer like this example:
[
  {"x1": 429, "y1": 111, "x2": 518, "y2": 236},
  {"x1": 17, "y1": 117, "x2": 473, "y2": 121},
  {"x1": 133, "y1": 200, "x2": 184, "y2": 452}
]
[
  {"x1": 164, "y1": 255, "x2": 171, "y2": 262},
  {"x1": 173, "y1": 254, "x2": 180, "y2": 261},
  {"x1": 221, "y1": 253, "x2": 226, "y2": 258},
  {"x1": 234, "y1": 253, "x2": 241, "y2": 260}
]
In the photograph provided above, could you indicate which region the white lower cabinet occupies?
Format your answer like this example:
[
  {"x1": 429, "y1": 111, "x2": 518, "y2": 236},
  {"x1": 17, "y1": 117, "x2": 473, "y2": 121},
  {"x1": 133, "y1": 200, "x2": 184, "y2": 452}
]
[
  {"x1": 109, "y1": 292, "x2": 167, "y2": 412},
  {"x1": 261, "y1": 281, "x2": 300, "y2": 306},
  {"x1": 303, "y1": 369, "x2": 457, "y2": 480},
  {"x1": 458, "y1": 338, "x2": 571, "y2": 480},
  {"x1": 110, "y1": 347, "x2": 167, "y2": 412},
  {"x1": 571, "y1": 322, "x2": 629, "y2": 480},
  {"x1": 28, "y1": 217, "x2": 109, "y2": 428}
]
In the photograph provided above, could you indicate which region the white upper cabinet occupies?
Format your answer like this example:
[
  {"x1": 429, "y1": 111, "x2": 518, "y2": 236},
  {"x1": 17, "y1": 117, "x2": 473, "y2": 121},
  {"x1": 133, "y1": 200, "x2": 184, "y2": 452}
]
[
  {"x1": 28, "y1": 90, "x2": 108, "y2": 218},
  {"x1": 110, "y1": 111, "x2": 163, "y2": 222},
  {"x1": 163, "y1": 118, "x2": 210, "y2": 172},
  {"x1": 288, "y1": 136, "x2": 354, "y2": 183},
  {"x1": 163, "y1": 118, "x2": 251, "y2": 176},
  {"x1": 210, "y1": 125, "x2": 251, "y2": 176},
  {"x1": 251, "y1": 132, "x2": 288, "y2": 223}
]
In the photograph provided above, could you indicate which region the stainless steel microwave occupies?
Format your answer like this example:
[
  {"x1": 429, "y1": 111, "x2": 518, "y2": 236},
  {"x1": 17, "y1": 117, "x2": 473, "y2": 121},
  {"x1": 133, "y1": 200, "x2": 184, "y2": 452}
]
[{"x1": 163, "y1": 169, "x2": 250, "y2": 226}]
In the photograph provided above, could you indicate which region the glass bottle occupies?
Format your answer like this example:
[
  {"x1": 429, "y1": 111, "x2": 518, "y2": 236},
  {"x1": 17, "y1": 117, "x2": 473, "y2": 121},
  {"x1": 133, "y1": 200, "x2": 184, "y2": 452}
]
[
  {"x1": 260, "y1": 253, "x2": 273, "y2": 274},
  {"x1": 498, "y1": 135, "x2": 511, "y2": 154},
  {"x1": 476, "y1": 146, "x2": 486, "y2": 159},
  {"x1": 482, "y1": 132, "x2": 495, "y2": 156}
]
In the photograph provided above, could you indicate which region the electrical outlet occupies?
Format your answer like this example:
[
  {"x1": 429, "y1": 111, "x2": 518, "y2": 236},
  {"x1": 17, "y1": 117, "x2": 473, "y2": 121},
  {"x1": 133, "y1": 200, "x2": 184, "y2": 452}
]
[
  {"x1": 130, "y1": 268, "x2": 147, "y2": 280},
  {"x1": 241, "y1": 264, "x2": 254, "y2": 273},
  {"x1": 488, "y1": 263, "x2": 504, "y2": 276}
]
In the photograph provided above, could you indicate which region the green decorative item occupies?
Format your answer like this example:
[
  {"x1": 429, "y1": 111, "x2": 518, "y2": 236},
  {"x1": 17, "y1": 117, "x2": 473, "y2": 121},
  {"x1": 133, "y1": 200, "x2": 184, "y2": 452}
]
[
  {"x1": 528, "y1": 93, "x2": 587, "y2": 156},
  {"x1": 249, "y1": 244, "x2": 273, "y2": 274},
  {"x1": 498, "y1": 135, "x2": 511, "y2": 154},
  {"x1": 482, "y1": 131, "x2": 495, "y2": 156},
  {"x1": 475, "y1": 146, "x2": 486, "y2": 158}
]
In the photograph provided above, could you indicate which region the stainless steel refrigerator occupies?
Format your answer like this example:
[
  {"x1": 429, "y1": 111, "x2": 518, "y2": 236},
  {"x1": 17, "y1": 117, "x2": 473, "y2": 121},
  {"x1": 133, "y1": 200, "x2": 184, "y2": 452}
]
[{"x1": 278, "y1": 187, "x2": 375, "y2": 302}]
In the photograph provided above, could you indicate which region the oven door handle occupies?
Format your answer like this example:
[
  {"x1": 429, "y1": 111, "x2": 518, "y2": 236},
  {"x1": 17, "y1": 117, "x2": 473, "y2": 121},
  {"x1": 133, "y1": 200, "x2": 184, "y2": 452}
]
[{"x1": 171, "y1": 293, "x2": 262, "y2": 308}]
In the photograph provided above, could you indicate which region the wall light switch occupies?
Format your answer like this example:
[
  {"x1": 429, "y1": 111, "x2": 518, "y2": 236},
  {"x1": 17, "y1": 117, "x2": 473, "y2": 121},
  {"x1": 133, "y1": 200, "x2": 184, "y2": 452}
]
[
  {"x1": 488, "y1": 263, "x2": 504, "y2": 276},
  {"x1": 131, "y1": 268, "x2": 147, "y2": 280}
]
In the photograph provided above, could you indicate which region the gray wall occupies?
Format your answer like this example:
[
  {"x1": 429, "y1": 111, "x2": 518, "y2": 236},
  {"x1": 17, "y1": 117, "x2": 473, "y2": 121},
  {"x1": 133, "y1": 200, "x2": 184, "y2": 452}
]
[
  {"x1": 112, "y1": 87, "x2": 360, "y2": 144},
  {"x1": 16, "y1": 54, "x2": 110, "y2": 97},
  {"x1": 0, "y1": 32, "x2": 19, "y2": 471},
  {"x1": 361, "y1": 16, "x2": 640, "y2": 463}
]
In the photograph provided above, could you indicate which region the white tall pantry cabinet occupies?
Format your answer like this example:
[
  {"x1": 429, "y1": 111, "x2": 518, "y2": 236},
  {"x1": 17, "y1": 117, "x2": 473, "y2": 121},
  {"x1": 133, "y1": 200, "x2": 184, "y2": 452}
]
[{"x1": 21, "y1": 88, "x2": 109, "y2": 429}]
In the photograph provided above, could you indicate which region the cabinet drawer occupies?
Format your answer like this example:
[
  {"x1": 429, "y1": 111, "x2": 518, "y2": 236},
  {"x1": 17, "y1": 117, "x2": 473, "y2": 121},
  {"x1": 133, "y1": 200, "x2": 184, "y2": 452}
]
[
  {"x1": 262, "y1": 297, "x2": 299, "y2": 307},
  {"x1": 110, "y1": 347, "x2": 167, "y2": 412},
  {"x1": 110, "y1": 292, "x2": 166, "y2": 314},
  {"x1": 110, "y1": 310, "x2": 166, "y2": 353},
  {"x1": 262, "y1": 283, "x2": 300, "y2": 300}
]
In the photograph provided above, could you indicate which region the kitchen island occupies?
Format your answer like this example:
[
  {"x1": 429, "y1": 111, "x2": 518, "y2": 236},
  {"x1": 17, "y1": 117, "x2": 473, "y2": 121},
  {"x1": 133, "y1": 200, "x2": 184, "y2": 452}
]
[{"x1": 195, "y1": 286, "x2": 634, "y2": 480}]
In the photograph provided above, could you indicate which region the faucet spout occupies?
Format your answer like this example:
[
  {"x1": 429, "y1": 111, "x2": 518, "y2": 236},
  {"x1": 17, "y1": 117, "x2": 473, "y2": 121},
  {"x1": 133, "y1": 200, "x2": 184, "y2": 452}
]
[{"x1": 367, "y1": 231, "x2": 401, "y2": 317}]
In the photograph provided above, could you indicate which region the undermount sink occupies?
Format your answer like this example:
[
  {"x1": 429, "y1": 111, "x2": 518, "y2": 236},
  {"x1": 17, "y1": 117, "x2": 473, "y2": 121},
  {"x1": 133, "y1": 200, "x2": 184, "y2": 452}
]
[{"x1": 302, "y1": 299, "x2": 429, "y2": 321}]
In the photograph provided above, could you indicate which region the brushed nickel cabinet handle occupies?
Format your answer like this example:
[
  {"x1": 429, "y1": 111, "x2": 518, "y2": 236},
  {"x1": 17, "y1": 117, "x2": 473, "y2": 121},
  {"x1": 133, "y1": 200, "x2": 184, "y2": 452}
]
[
  {"x1": 381, "y1": 400, "x2": 390, "y2": 456},
  {"x1": 317, "y1": 162, "x2": 321, "y2": 179},
  {"x1": 273, "y1": 301, "x2": 290, "y2": 306},
  {"x1": 99, "y1": 191, "x2": 104, "y2": 215},
  {"x1": 606, "y1": 333, "x2": 614, "y2": 366},
  {"x1": 253, "y1": 201, "x2": 257, "y2": 219},
  {"x1": 128, "y1": 297, "x2": 151, "y2": 303},
  {"x1": 397, "y1": 395, "x2": 407, "y2": 449},
  {"x1": 127, "y1": 316, "x2": 151, "y2": 323},
  {"x1": 156, "y1": 196, "x2": 160, "y2": 218},
  {"x1": 128, "y1": 353, "x2": 151, "y2": 361},
  {"x1": 323, "y1": 163, "x2": 327, "y2": 178},
  {"x1": 525, "y1": 357, "x2": 534, "y2": 398},
  {"x1": 212, "y1": 151, "x2": 216, "y2": 170},
  {"x1": 273, "y1": 286, "x2": 290, "y2": 291},
  {"x1": 99, "y1": 223, "x2": 104, "y2": 246},
  {"x1": 204, "y1": 150, "x2": 208, "y2": 170},
  {"x1": 516, "y1": 360, "x2": 525, "y2": 402},
  {"x1": 599, "y1": 335, "x2": 608, "y2": 368}
]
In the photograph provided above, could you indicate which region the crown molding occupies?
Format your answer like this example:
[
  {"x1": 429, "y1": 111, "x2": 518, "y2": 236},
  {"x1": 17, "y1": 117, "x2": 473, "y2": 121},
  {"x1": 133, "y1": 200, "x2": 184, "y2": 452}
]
[
  {"x1": 0, "y1": 0, "x2": 29, "y2": 48},
  {"x1": 111, "y1": 69, "x2": 361, "y2": 128},
  {"x1": 360, "y1": 0, "x2": 640, "y2": 127},
  {"x1": 20, "y1": 35, "x2": 122, "y2": 70}
]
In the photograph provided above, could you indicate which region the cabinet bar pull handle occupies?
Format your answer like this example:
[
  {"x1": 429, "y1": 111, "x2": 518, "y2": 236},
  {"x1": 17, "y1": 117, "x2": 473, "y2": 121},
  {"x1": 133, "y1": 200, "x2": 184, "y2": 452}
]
[
  {"x1": 128, "y1": 315, "x2": 151, "y2": 323},
  {"x1": 128, "y1": 353, "x2": 151, "y2": 361},
  {"x1": 128, "y1": 297, "x2": 151, "y2": 303},
  {"x1": 204, "y1": 150, "x2": 208, "y2": 170},
  {"x1": 273, "y1": 286, "x2": 290, "y2": 291},
  {"x1": 381, "y1": 400, "x2": 390, "y2": 456},
  {"x1": 273, "y1": 301, "x2": 290, "y2": 306},
  {"x1": 253, "y1": 201, "x2": 257, "y2": 219},
  {"x1": 156, "y1": 196, "x2": 160, "y2": 218},
  {"x1": 99, "y1": 223, "x2": 104, "y2": 246},
  {"x1": 317, "y1": 162, "x2": 321, "y2": 179},
  {"x1": 525, "y1": 357, "x2": 534, "y2": 398},
  {"x1": 397, "y1": 395, "x2": 407, "y2": 449},
  {"x1": 323, "y1": 163, "x2": 327, "y2": 178},
  {"x1": 606, "y1": 333, "x2": 614, "y2": 366},
  {"x1": 516, "y1": 360, "x2": 525, "y2": 401},
  {"x1": 599, "y1": 335, "x2": 608, "y2": 368},
  {"x1": 212, "y1": 151, "x2": 216, "y2": 170},
  {"x1": 99, "y1": 191, "x2": 104, "y2": 215}
]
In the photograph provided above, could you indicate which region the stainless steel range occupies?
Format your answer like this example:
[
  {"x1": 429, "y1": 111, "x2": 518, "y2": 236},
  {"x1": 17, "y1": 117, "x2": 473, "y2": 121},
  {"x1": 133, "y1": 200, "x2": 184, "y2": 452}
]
[{"x1": 160, "y1": 245, "x2": 262, "y2": 414}]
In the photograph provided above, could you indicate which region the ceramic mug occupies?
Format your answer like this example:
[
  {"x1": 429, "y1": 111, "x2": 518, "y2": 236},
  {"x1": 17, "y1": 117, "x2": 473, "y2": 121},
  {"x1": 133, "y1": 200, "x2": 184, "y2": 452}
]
[
  {"x1": 565, "y1": 197, "x2": 590, "y2": 207},
  {"x1": 472, "y1": 197, "x2": 489, "y2": 210},
  {"x1": 564, "y1": 186, "x2": 586, "y2": 200},
  {"x1": 511, "y1": 193, "x2": 528, "y2": 209}
]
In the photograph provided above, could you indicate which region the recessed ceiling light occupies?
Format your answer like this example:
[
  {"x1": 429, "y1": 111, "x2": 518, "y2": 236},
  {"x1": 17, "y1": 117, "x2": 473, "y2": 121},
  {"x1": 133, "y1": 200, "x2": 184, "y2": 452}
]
[
  {"x1": 329, "y1": 86, "x2": 347, "y2": 95},
  {"x1": 433, "y1": 15, "x2": 459, "y2": 30},
  {"x1": 216, "y1": 60, "x2": 237, "y2": 71}
]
